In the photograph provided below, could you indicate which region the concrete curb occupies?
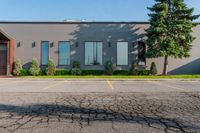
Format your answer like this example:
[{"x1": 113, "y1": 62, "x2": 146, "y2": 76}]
[{"x1": 0, "y1": 78, "x2": 200, "y2": 81}]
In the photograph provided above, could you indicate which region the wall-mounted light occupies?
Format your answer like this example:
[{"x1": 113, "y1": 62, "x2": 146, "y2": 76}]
[
  {"x1": 50, "y1": 42, "x2": 54, "y2": 48},
  {"x1": 108, "y1": 42, "x2": 111, "y2": 47},
  {"x1": 17, "y1": 42, "x2": 21, "y2": 48},
  {"x1": 32, "y1": 42, "x2": 36, "y2": 48},
  {"x1": 75, "y1": 42, "x2": 79, "y2": 47},
  {"x1": 132, "y1": 42, "x2": 136, "y2": 47}
]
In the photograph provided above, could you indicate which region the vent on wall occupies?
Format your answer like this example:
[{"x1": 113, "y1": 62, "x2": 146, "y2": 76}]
[
  {"x1": 75, "y1": 42, "x2": 79, "y2": 47},
  {"x1": 32, "y1": 42, "x2": 36, "y2": 48},
  {"x1": 17, "y1": 42, "x2": 21, "y2": 48},
  {"x1": 50, "y1": 42, "x2": 54, "y2": 48},
  {"x1": 108, "y1": 42, "x2": 111, "y2": 47}
]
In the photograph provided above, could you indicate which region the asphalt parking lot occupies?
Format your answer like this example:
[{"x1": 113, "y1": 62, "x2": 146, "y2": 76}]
[{"x1": 0, "y1": 79, "x2": 200, "y2": 133}]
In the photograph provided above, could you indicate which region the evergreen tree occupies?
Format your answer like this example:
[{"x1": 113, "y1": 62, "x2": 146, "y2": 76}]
[
  {"x1": 150, "y1": 62, "x2": 157, "y2": 75},
  {"x1": 13, "y1": 59, "x2": 23, "y2": 76},
  {"x1": 29, "y1": 58, "x2": 40, "y2": 76},
  {"x1": 146, "y1": 0, "x2": 199, "y2": 75},
  {"x1": 46, "y1": 60, "x2": 56, "y2": 76}
]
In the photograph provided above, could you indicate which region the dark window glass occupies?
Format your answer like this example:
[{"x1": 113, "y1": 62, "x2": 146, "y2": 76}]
[
  {"x1": 138, "y1": 41, "x2": 146, "y2": 66},
  {"x1": 59, "y1": 42, "x2": 70, "y2": 65},
  {"x1": 41, "y1": 41, "x2": 49, "y2": 65}
]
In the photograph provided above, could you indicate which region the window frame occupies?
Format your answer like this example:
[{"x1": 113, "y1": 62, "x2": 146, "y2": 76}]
[
  {"x1": 58, "y1": 41, "x2": 71, "y2": 66},
  {"x1": 40, "y1": 41, "x2": 49, "y2": 66},
  {"x1": 84, "y1": 41, "x2": 103, "y2": 66},
  {"x1": 116, "y1": 41, "x2": 129, "y2": 66}
]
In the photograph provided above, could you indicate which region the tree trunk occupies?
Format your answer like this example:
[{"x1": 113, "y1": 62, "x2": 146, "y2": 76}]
[{"x1": 163, "y1": 56, "x2": 168, "y2": 75}]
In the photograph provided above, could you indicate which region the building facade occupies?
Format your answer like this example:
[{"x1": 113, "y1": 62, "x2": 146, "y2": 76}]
[{"x1": 0, "y1": 21, "x2": 199, "y2": 75}]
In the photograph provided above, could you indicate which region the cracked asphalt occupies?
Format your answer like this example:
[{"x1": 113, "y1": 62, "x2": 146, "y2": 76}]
[{"x1": 0, "y1": 79, "x2": 200, "y2": 133}]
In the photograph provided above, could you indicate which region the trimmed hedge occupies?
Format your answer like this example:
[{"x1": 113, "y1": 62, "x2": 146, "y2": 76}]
[
  {"x1": 20, "y1": 69, "x2": 30, "y2": 76},
  {"x1": 82, "y1": 70, "x2": 104, "y2": 75},
  {"x1": 20, "y1": 69, "x2": 46, "y2": 76},
  {"x1": 18, "y1": 69, "x2": 150, "y2": 76},
  {"x1": 39, "y1": 70, "x2": 46, "y2": 76},
  {"x1": 55, "y1": 69, "x2": 71, "y2": 75},
  {"x1": 113, "y1": 70, "x2": 130, "y2": 75},
  {"x1": 137, "y1": 70, "x2": 150, "y2": 75}
]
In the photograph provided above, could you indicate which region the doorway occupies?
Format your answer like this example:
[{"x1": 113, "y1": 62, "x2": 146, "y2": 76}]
[{"x1": 0, "y1": 43, "x2": 8, "y2": 75}]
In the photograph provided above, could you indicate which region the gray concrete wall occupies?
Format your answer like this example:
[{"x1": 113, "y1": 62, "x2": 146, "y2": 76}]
[
  {"x1": 0, "y1": 22, "x2": 148, "y2": 70},
  {"x1": 0, "y1": 22, "x2": 199, "y2": 74},
  {"x1": 146, "y1": 25, "x2": 200, "y2": 74}
]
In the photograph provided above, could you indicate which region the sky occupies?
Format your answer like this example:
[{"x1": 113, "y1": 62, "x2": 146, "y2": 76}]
[{"x1": 0, "y1": 0, "x2": 200, "y2": 22}]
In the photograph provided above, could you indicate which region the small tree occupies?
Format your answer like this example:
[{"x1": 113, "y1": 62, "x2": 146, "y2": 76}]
[
  {"x1": 46, "y1": 60, "x2": 56, "y2": 76},
  {"x1": 130, "y1": 62, "x2": 138, "y2": 75},
  {"x1": 150, "y1": 62, "x2": 157, "y2": 75},
  {"x1": 146, "y1": 0, "x2": 199, "y2": 75},
  {"x1": 29, "y1": 58, "x2": 40, "y2": 76},
  {"x1": 13, "y1": 59, "x2": 23, "y2": 76},
  {"x1": 71, "y1": 60, "x2": 82, "y2": 75},
  {"x1": 72, "y1": 60, "x2": 80, "y2": 68},
  {"x1": 105, "y1": 60, "x2": 113, "y2": 75}
]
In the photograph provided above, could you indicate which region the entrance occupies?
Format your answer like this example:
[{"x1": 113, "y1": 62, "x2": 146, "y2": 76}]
[{"x1": 0, "y1": 43, "x2": 7, "y2": 75}]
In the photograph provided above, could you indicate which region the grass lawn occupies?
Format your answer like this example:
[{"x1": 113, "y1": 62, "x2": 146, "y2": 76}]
[{"x1": 20, "y1": 75, "x2": 200, "y2": 79}]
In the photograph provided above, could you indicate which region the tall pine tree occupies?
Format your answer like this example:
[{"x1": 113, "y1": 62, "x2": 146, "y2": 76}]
[{"x1": 146, "y1": 0, "x2": 199, "y2": 75}]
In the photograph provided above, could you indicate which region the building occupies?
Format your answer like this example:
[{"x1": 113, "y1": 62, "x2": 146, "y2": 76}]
[{"x1": 0, "y1": 21, "x2": 199, "y2": 75}]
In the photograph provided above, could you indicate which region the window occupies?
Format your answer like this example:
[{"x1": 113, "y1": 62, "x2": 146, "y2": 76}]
[
  {"x1": 41, "y1": 41, "x2": 49, "y2": 65},
  {"x1": 138, "y1": 41, "x2": 146, "y2": 66},
  {"x1": 85, "y1": 42, "x2": 103, "y2": 65},
  {"x1": 59, "y1": 41, "x2": 70, "y2": 65},
  {"x1": 117, "y1": 42, "x2": 128, "y2": 65}
]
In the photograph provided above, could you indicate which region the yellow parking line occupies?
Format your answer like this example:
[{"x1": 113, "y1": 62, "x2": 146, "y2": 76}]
[
  {"x1": 42, "y1": 81, "x2": 68, "y2": 90},
  {"x1": 148, "y1": 81, "x2": 187, "y2": 92},
  {"x1": 107, "y1": 80, "x2": 115, "y2": 90}
]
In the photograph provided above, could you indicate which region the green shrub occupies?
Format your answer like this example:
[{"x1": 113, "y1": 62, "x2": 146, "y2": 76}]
[
  {"x1": 55, "y1": 69, "x2": 71, "y2": 75},
  {"x1": 138, "y1": 70, "x2": 150, "y2": 75},
  {"x1": 72, "y1": 60, "x2": 80, "y2": 68},
  {"x1": 13, "y1": 59, "x2": 23, "y2": 76},
  {"x1": 20, "y1": 69, "x2": 30, "y2": 76},
  {"x1": 82, "y1": 70, "x2": 104, "y2": 75},
  {"x1": 130, "y1": 63, "x2": 138, "y2": 75},
  {"x1": 113, "y1": 70, "x2": 130, "y2": 75},
  {"x1": 71, "y1": 68, "x2": 82, "y2": 75},
  {"x1": 39, "y1": 70, "x2": 46, "y2": 76},
  {"x1": 29, "y1": 58, "x2": 40, "y2": 76},
  {"x1": 46, "y1": 60, "x2": 56, "y2": 76},
  {"x1": 150, "y1": 62, "x2": 157, "y2": 75},
  {"x1": 93, "y1": 61, "x2": 100, "y2": 65},
  {"x1": 71, "y1": 60, "x2": 82, "y2": 75},
  {"x1": 105, "y1": 60, "x2": 113, "y2": 75}
]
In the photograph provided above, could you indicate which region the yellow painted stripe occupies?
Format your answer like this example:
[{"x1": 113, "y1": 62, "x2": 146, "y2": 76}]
[
  {"x1": 107, "y1": 80, "x2": 115, "y2": 90},
  {"x1": 148, "y1": 81, "x2": 187, "y2": 92},
  {"x1": 42, "y1": 81, "x2": 67, "y2": 90}
]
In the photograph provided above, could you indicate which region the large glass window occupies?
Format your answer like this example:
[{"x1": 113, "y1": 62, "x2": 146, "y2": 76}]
[
  {"x1": 59, "y1": 42, "x2": 70, "y2": 65},
  {"x1": 85, "y1": 42, "x2": 103, "y2": 65},
  {"x1": 41, "y1": 41, "x2": 49, "y2": 65},
  {"x1": 117, "y1": 42, "x2": 128, "y2": 65}
]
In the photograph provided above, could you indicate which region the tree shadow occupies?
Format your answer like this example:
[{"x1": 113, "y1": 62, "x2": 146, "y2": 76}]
[
  {"x1": 67, "y1": 23, "x2": 146, "y2": 69},
  {"x1": 169, "y1": 58, "x2": 200, "y2": 74},
  {"x1": 0, "y1": 103, "x2": 199, "y2": 132}
]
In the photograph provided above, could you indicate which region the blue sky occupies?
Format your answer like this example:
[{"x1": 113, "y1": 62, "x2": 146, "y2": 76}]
[{"x1": 0, "y1": 0, "x2": 200, "y2": 21}]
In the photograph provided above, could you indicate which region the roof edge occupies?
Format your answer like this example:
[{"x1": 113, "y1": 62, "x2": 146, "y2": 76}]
[
  {"x1": 0, "y1": 21, "x2": 150, "y2": 24},
  {"x1": 0, "y1": 28, "x2": 13, "y2": 40}
]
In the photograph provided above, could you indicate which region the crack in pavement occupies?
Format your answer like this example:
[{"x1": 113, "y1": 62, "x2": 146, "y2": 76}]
[{"x1": 0, "y1": 92, "x2": 199, "y2": 133}]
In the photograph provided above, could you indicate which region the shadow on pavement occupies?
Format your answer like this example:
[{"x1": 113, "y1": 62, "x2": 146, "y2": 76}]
[{"x1": 0, "y1": 103, "x2": 199, "y2": 132}]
